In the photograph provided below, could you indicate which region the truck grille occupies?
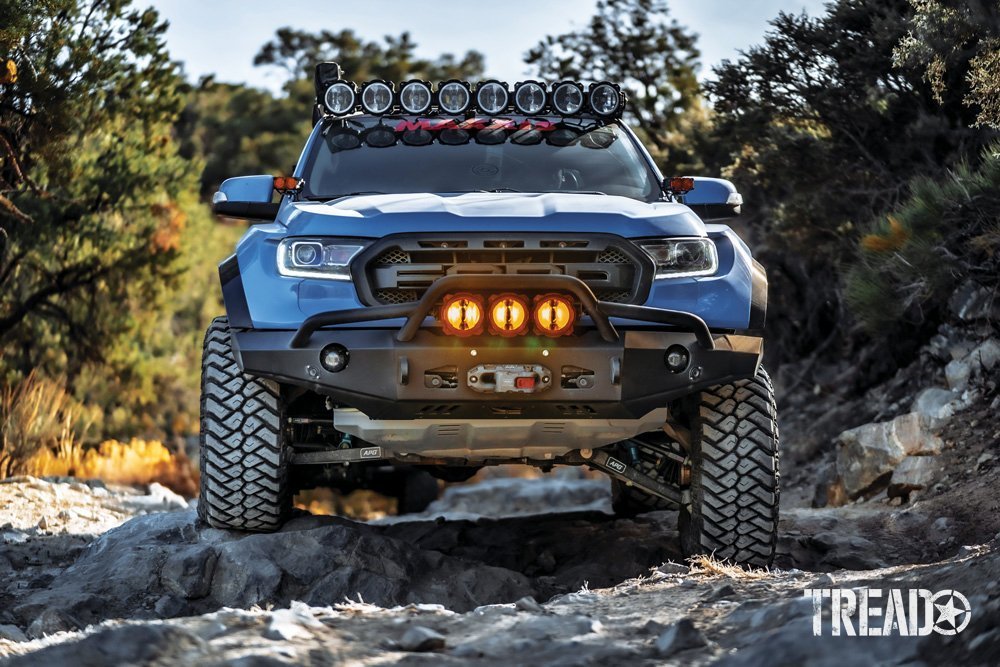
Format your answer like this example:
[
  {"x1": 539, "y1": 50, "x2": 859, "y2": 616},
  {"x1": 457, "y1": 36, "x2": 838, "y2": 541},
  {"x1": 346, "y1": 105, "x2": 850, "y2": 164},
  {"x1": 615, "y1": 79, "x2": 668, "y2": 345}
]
[{"x1": 354, "y1": 234, "x2": 653, "y2": 306}]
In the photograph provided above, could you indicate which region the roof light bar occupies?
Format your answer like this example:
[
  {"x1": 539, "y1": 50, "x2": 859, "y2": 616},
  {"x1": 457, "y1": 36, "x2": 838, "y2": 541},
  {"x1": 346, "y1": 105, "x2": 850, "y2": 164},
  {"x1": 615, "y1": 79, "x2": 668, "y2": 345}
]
[{"x1": 312, "y1": 65, "x2": 627, "y2": 120}]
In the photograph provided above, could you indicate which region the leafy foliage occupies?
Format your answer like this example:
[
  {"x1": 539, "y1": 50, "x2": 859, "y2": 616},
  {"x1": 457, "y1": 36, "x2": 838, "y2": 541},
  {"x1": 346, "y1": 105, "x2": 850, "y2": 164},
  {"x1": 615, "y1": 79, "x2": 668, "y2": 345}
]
[
  {"x1": 0, "y1": 1, "x2": 236, "y2": 440},
  {"x1": 846, "y1": 144, "x2": 1000, "y2": 332},
  {"x1": 0, "y1": 0, "x2": 186, "y2": 373},
  {"x1": 893, "y1": 0, "x2": 1000, "y2": 129},
  {"x1": 254, "y1": 28, "x2": 485, "y2": 85},
  {"x1": 706, "y1": 0, "x2": 996, "y2": 364}
]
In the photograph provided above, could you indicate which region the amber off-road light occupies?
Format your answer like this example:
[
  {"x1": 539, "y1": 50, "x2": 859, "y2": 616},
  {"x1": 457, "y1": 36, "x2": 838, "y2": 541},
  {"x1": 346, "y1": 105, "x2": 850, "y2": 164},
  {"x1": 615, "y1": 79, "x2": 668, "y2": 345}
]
[
  {"x1": 533, "y1": 294, "x2": 576, "y2": 337},
  {"x1": 441, "y1": 293, "x2": 485, "y2": 336},
  {"x1": 273, "y1": 176, "x2": 303, "y2": 194},
  {"x1": 488, "y1": 293, "x2": 529, "y2": 337}
]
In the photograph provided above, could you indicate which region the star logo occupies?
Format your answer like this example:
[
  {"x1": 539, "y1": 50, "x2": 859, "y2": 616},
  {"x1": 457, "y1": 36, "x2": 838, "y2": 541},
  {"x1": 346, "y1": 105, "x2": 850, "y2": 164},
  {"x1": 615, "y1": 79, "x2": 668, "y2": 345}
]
[{"x1": 932, "y1": 590, "x2": 971, "y2": 635}]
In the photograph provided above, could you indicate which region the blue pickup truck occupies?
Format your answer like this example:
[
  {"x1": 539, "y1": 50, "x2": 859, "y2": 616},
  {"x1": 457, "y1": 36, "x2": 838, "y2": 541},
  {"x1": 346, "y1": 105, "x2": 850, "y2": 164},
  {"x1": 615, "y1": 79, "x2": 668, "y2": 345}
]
[{"x1": 202, "y1": 63, "x2": 779, "y2": 566}]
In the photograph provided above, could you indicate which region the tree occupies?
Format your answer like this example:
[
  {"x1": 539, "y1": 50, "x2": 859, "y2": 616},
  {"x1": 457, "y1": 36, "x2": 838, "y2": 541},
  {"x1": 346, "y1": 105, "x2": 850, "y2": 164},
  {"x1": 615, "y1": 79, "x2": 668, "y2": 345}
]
[
  {"x1": 525, "y1": 0, "x2": 705, "y2": 170},
  {"x1": 706, "y1": 0, "x2": 995, "y2": 370},
  {"x1": 0, "y1": 0, "x2": 190, "y2": 385},
  {"x1": 893, "y1": 0, "x2": 1000, "y2": 129},
  {"x1": 254, "y1": 28, "x2": 485, "y2": 85}
]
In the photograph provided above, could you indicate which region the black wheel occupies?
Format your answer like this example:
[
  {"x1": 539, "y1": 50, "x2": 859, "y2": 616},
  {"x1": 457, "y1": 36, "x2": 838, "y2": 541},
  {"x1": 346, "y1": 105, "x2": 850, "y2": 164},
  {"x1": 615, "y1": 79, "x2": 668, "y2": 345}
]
[
  {"x1": 679, "y1": 367, "x2": 780, "y2": 567},
  {"x1": 198, "y1": 317, "x2": 291, "y2": 531}
]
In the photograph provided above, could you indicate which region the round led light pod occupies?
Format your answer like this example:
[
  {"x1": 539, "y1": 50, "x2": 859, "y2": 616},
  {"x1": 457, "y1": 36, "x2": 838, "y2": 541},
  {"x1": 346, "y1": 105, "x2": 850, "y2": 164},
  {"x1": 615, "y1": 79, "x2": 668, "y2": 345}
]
[
  {"x1": 320, "y1": 344, "x2": 350, "y2": 373},
  {"x1": 533, "y1": 293, "x2": 576, "y2": 337},
  {"x1": 440, "y1": 293, "x2": 485, "y2": 337},
  {"x1": 514, "y1": 81, "x2": 547, "y2": 114},
  {"x1": 399, "y1": 80, "x2": 433, "y2": 114},
  {"x1": 475, "y1": 80, "x2": 510, "y2": 114},
  {"x1": 664, "y1": 345, "x2": 690, "y2": 374},
  {"x1": 323, "y1": 81, "x2": 357, "y2": 115},
  {"x1": 360, "y1": 80, "x2": 394, "y2": 114},
  {"x1": 437, "y1": 80, "x2": 472, "y2": 114},
  {"x1": 551, "y1": 81, "x2": 585, "y2": 115},
  {"x1": 588, "y1": 81, "x2": 622, "y2": 117},
  {"x1": 488, "y1": 293, "x2": 529, "y2": 337}
]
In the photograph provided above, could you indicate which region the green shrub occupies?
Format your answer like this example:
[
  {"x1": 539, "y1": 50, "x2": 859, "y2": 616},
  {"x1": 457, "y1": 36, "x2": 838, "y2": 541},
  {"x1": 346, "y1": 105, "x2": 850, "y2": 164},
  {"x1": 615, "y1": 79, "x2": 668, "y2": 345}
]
[{"x1": 846, "y1": 143, "x2": 1000, "y2": 331}]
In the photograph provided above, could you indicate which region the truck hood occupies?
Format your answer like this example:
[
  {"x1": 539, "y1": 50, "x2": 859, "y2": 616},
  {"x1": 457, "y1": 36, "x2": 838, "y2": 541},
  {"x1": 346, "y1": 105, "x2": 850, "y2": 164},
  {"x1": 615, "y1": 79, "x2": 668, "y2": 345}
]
[{"x1": 281, "y1": 192, "x2": 705, "y2": 238}]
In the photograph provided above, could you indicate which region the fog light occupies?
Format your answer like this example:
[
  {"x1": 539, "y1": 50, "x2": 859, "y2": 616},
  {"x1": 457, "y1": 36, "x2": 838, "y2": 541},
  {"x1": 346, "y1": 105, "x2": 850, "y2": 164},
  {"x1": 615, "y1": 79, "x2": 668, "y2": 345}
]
[
  {"x1": 664, "y1": 345, "x2": 689, "y2": 373},
  {"x1": 441, "y1": 293, "x2": 484, "y2": 336},
  {"x1": 320, "y1": 344, "x2": 349, "y2": 372},
  {"x1": 533, "y1": 294, "x2": 575, "y2": 337},
  {"x1": 488, "y1": 293, "x2": 529, "y2": 336}
]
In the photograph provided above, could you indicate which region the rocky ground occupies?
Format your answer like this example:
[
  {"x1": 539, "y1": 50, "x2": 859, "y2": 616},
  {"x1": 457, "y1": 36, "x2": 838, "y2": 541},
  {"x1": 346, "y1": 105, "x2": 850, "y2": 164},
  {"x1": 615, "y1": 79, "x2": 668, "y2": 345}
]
[{"x1": 1, "y1": 319, "x2": 998, "y2": 665}]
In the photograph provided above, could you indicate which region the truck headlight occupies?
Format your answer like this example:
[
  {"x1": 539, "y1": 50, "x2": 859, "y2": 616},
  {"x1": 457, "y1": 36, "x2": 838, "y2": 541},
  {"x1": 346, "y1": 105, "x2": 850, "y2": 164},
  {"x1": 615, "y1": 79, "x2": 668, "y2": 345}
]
[
  {"x1": 637, "y1": 238, "x2": 718, "y2": 278},
  {"x1": 277, "y1": 238, "x2": 367, "y2": 280}
]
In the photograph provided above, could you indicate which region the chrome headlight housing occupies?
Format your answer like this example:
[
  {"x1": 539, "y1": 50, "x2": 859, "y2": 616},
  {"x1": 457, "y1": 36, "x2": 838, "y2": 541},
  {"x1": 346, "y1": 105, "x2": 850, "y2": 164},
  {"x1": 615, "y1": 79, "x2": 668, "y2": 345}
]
[
  {"x1": 277, "y1": 238, "x2": 367, "y2": 280},
  {"x1": 637, "y1": 238, "x2": 718, "y2": 278}
]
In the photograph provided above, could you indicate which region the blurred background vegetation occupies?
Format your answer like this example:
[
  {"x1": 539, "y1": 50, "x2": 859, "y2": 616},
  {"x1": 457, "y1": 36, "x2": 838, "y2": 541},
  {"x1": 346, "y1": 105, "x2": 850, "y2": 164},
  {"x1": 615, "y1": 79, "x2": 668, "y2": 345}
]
[{"x1": 1, "y1": 0, "x2": 997, "y2": 481}]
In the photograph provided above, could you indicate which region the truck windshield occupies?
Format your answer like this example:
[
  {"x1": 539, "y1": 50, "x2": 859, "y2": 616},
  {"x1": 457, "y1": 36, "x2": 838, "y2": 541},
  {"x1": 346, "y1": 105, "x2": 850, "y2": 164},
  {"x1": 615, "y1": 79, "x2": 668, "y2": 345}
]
[{"x1": 302, "y1": 116, "x2": 662, "y2": 203}]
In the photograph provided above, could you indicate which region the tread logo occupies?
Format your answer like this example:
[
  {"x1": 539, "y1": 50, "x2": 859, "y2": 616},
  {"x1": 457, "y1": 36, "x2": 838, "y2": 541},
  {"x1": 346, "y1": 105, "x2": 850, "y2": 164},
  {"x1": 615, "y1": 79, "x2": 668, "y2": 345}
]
[
  {"x1": 805, "y1": 588, "x2": 971, "y2": 636},
  {"x1": 606, "y1": 457, "x2": 627, "y2": 474}
]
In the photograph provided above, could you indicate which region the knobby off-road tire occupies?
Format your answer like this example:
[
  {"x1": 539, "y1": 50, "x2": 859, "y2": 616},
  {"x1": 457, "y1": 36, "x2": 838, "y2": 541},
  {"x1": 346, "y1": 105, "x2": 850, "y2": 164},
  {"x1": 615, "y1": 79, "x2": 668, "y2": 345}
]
[
  {"x1": 198, "y1": 317, "x2": 291, "y2": 531},
  {"x1": 679, "y1": 367, "x2": 780, "y2": 567}
]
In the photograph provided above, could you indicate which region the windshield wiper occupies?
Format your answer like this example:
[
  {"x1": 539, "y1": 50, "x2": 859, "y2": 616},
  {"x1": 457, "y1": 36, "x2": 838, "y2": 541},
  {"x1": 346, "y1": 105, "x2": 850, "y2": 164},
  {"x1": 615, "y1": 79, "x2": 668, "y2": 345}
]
[{"x1": 306, "y1": 191, "x2": 386, "y2": 201}]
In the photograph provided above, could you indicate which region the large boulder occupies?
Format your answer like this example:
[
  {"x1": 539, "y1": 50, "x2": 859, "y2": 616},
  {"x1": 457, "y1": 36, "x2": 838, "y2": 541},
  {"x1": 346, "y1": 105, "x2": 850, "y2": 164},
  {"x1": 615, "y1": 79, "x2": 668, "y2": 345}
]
[
  {"x1": 836, "y1": 413, "x2": 943, "y2": 497},
  {"x1": 11, "y1": 511, "x2": 534, "y2": 632},
  {"x1": 888, "y1": 456, "x2": 939, "y2": 499}
]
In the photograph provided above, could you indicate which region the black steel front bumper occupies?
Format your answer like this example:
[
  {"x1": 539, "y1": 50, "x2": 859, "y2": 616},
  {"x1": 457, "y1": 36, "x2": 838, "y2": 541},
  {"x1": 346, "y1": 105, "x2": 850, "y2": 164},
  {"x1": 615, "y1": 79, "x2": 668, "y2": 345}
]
[{"x1": 231, "y1": 275, "x2": 762, "y2": 420}]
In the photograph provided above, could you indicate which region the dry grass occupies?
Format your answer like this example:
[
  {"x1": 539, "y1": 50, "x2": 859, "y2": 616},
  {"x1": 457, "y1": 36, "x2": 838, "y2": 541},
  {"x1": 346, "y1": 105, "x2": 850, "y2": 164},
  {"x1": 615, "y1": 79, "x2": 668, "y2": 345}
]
[
  {"x1": 24, "y1": 438, "x2": 199, "y2": 497},
  {"x1": 687, "y1": 554, "x2": 770, "y2": 580},
  {"x1": 0, "y1": 372, "x2": 92, "y2": 478},
  {"x1": 1, "y1": 372, "x2": 199, "y2": 496}
]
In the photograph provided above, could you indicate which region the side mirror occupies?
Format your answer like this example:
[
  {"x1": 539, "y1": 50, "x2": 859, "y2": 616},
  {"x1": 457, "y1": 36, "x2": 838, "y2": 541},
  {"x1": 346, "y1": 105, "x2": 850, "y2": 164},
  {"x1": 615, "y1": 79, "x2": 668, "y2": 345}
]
[
  {"x1": 212, "y1": 175, "x2": 281, "y2": 221},
  {"x1": 675, "y1": 177, "x2": 743, "y2": 220}
]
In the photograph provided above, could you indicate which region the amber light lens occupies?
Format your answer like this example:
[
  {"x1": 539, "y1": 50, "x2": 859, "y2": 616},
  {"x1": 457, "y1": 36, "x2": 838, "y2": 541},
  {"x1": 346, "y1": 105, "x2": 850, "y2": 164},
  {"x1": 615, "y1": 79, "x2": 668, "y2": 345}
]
[
  {"x1": 488, "y1": 294, "x2": 529, "y2": 336},
  {"x1": 533, "y1": 294, "x2": 575, "y2": 336},
  {"x1": 441, "y1": 294, "x2": 484, "y2": 336}
]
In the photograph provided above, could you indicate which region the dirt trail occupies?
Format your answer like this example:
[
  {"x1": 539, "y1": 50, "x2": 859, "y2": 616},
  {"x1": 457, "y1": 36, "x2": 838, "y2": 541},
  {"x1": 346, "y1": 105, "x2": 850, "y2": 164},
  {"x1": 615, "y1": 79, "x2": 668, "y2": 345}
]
[{"x1": 1, "y1": 457, "x2": 998, "y2": 665}]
